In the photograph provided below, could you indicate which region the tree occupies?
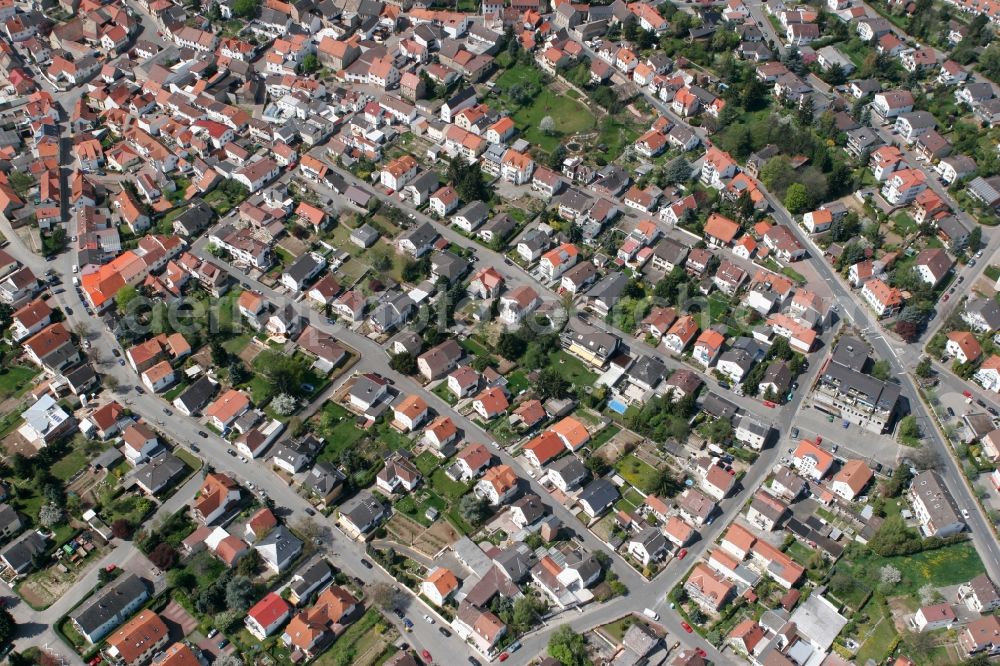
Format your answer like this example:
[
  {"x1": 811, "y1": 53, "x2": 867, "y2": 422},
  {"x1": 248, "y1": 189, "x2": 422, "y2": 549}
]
[
  {"x1": 662, "y1": 156, "x2": 692, "y2": 185},
  {"x1": 0, "y1": 609, "x2": 13, "y2": 647},
  {"x1": 536, "y1": 368, "x2": 570, "y2": 400},
  {"x1": 916, "y1": 357, "x2": 933, "y2": 378},
  {"x1": 149, "y1": 543, "x2": 178, "y2": 569},
  {"x1": 225, "y1": 576, "x2": 256, "y2": 611},
  {"x1": 231, "y1": 0, "x2": 259, "y2": 16},
  {"x1": 271, "y1": 393, "x2": 298, "y2": 416},
  {"x1": 969, "y1": 225, "x2": 982, "y2": 252},
  {"x1": 256, "y1": 351, "x2": 308, "y2": 396},
  {"x1": 511, "y1": 596, "x2": 547, "y2": 634},
  {"x1": 389, "y1": 351, "x2": 417, "y2": 375},
  {"x1": 111, "y1": 518, "x2": 133, "y2": 539},
  {"x1": 784, "y1": 183, "x2": 809, "y2": 214},
  {"x1": 458, "y1": 493, "x2": 493, "y2": 526},
  {"x1": 899, "y1": 415, "x2": 921, "y2": 442},
  {"x1": 236, "y1": 548, "x2": 261, "y2": 577},
  {"x1": 585, "y1": 455, "x2": 610, "y2": 477},
  {"x1": 38, "y1": 503, "x2": 64, "y2": 528},
  {"x1": 548, "y1": 626, "x2": 589, "y2": 666},
  {"x1": 880, "y1": 564, "x2": 902, "y2": 585},
  {"x1": 497, "y1": 332, "x2": 527, "y2": 360},
  {"x1": 539, "y1": 116, "x2": 557, "y2": 136},
  {"x1": 871, "y1": 359, "x2": 892, "y2": 381},
  {"x1": 300, "y1": 54, "x2": 319, "y2": 75}
]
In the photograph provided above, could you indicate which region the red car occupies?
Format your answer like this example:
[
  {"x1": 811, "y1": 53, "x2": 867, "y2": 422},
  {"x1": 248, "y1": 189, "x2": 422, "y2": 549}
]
[
  {"x1": 681, "y1": 622, "x2": 693, "y2": 633},
  {"x1": 421, "y1": 649, "x2": 432, "y2": 663},
  {"x1": 88, "y1": 658, "x2": 103, "y2": 666},
  {"x1": 696, "y1": 648, "x2": 707, "y2": 657},
  {"x1": 677, "y1": 548, "x2": 688, "y2": 559},
  {"x1": 763, "y1": 400, "x2": 776, "y2": 408},
  {"x1": 499, "y1": 653, "x2": 510, "y2": 662},
  {"x1": 963, "y1": 390, "x2": 973, "y2": 398}
]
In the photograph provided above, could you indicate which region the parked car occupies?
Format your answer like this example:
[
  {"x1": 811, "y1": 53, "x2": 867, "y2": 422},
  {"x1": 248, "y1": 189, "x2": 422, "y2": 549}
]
[
  {"x1": 226, "y1": 449, "x2": 236, "y2": 456},
  {"x1": 681, "y1": 622, "x2": 693, "y2": 633},
  {"x1": 421, "y1": 650, "x2": 432, "y2": 663},
  {"x1": 791, "y1": 427, "x2": 799, "y2": 439},
  {"x1": 304, "y1": 507, "x2": 316, "y2": 516},
  {"x1": 677, "y1": 548, "x2": 688, "y2": 560},
  {"x1": 198, "y1": 431, "x2": 208, "y2": 438},
  {"x1": 438, "y1": 627, "x2": 451, "y2": 637},
  {"x1": 392, "y1": 608, "x2": 404, "y2": 619},
  {"x1": 423, "y1": 614, "x2": 434, "y2": 624},
  {"x1": 361, "y1": 559, "x2": 373, "y2": 569}
]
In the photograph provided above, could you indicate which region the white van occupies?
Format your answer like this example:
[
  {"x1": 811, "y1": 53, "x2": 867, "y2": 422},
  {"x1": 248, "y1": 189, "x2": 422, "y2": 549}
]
[{"x1": 642, "y1": 608, "x2": 659, "y2": 621}]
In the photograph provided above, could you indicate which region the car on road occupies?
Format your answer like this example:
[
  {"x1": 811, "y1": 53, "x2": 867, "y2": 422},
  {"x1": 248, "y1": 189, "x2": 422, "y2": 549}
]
[
  {"x1": 190, "y1": 444, "x2": 199, "y2": 452},
  {"x1": 970, "y1": 259, "x2": 977, "y2": 266},
  {"x1": 134, "y1": 386, "x2": 145, "y2": 394},
  {"x1": 763, "y1": 400, "x2": 776, "y2": 408},
  {"x1": 977, "y1": 399, "x2": 987, "y2": 408},
  {"x1": 643, "y1": 608, "x2": 659, "y2": 621},
  {"x1": 118, "y1": 359, "x2": 126, "y2": 366},
  {"x1": 503, "y1": 258, "x2": 512, "y2": 265},
  {"x1": 989, "y1": 407, "x2": 999, "y2": 416},
  {"x1": 943, "y1": 294, "x2": 951, "y2": 302},
  {"x1": 421, "y1": 650, "x2": 432, "y2": 663},
  {"x1": 304, "y1": 507, "x2": 316, "y2": 516},
  {"x1": 112, "y1": 348, "x2": 121, "y2": 357},
  {"x1": 392, "y1": 608, "x2": 404, "y2": 619},
  {"x1": 696, "y1": 648, "x2": 707, "y2": 658},
  {"x1": 677, "y1": 548, "x2": 688, "y2": 559},
  {"x1": 947, "y1": 407, "x2": 956, "y2": 417},
  {"x1": 163, "y1": 408, "x2": 172, "y2": 415},
  {"x1": 791, "y1": 427, "x2": 799, "y2": 439},
  {"x1": 681, "y1": 622, "x2": 693, "y2": 633},
  {"x1": 438, "y1": 627, "x2": 451, "y2": 637},
  {"x1": 226, "y1": 449, "x2": 237, "y2": 456},
  {"x1": 361, "y1": 559, "x2": 373, "y2": 569},
  {"x1": 198, "y1": 430, "x2": 208, "y2": 438},
  {"x1": 53, "y1": 287, "x2": 64, "y2": 294},
  {"x1": 963, "y1": 509, "x2": 970, "y2": 518},
  {"x1": 403, "y1": 618, "x2": 413, "y2": 630},
  {"x1": 468, "y1": 659, "x2": 482, "y2": 666},
  {"x1": 423, "y1": 614, "x2": 434, "y2": 624},
  {"x1": 498, "y1": 653, "x2": 509, "y2": 662},
  {"x1": 65, "y1": 306, "x2": 73, "y2": 315}
]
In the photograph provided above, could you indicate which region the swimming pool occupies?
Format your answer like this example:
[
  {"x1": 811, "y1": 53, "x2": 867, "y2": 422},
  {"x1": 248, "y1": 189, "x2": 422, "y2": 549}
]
[{"x1": 609, "y1": 399, "x2": 628, "y2": 414}]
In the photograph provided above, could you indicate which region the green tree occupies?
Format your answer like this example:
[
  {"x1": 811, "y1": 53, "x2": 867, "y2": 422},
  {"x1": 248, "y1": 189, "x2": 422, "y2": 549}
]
[
  {"x1": 0, "y1": 608, "x2": 15, "y2": 645},
  {"x1": 899, "y1": 415, "x2": 921, "y2": 443},
  {"x1": 458, "y1": 493, "x2": 493, "y2": 526},
  {"x1": 784, "y1": 183, "x2": 809, "y2": 214},
  {"x1": 300, "y1": 54, "x2": 319, "y2": 74},
  {"x1": 916, "y1": 357, "x2": 933, "y2": 378},
  {"x1": 662, "y1": 156, "x2": 692, "y2": 185},
  {"x1": 231, "y1": 0, "x2": 259, "y2": 17},
  {"x1": 255, "y1": 351, "x2": 308, "y2": 395},
  {"x1": 548, "y1": 626, "x2": 589, "y2": 666},
  {"x1": 225, "y1": 575, "x2": 256, "y2": 611},
  {"x1": 388, "y1": 352, "x2": 417, "y2": 375},
  {"x1": 497, "y1": 332, "x2": 527, "y2": 360},
  {"x1": 871, "y1": 359, "x2": 892, "y2": 381},
  {"x1": 969, "y1": 225, "x2": 982, "y2": 252},
  {"x1": 536, "y1": 368, "x2": 570, "y2": 400}
]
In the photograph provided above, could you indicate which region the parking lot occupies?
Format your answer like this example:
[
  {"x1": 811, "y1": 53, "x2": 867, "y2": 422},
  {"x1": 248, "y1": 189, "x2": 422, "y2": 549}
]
[{"x1": 788, "y1": 403, "x2": 908, "y2": 471}]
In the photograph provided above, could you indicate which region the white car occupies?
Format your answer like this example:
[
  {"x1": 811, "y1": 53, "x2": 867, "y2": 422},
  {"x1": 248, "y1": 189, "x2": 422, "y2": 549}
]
[
  {"x1": 423, "y1": 614, "x2": 434, "y2": 624},
  {"x1": 962, "y1": 509, "x2": 970, "y2": 519},
  {"x1": 643, "y1": 608, "x2": 659, "y2": 621}
]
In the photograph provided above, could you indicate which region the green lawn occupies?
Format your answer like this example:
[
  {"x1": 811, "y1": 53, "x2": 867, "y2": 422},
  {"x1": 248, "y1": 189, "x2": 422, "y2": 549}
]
[
  {"x1": 313, "y1": 609, "x2": 387, "y2": 666},
  {"x1": 222, "y1": 334, "x2": 251, "y2": 356},
  {"x1": 413, "y1": 450, "x2": 441, "y2": 476},
  {"x1": 836, "y1": 542, "x2": 985, "y2": 603},
  {"x1": 596, "y1": 116, "x2": 643, "y2": 163},
  {"x1": 430, "y1": 468, "x2": 471, "y2": 502},
  {"x1": 50, "y1": 443, "x2": 91, "y2": 482},
  {"x1": 494, "y1": 62, "x2": 544, "y2": 91},
  {"x1": 460, "y1": 337, "x2": 491, "y2": 359},
  {"x1": 510, "y1": 89, "x2": 596, "y2": 153},
  {"x1": 853, "y1": 598, "x2": 899, "y2": 665},
  {"x1": 891, "y1": 212, "x2": 918, "y2": 236},
  {"x1": 0, "y1": 366, "x2": 38, "y2": 400},
  {"x1": 315, "y1": 403, "x2": 365, "y2": 463},
  {"x1": 549, "y1": 350, "x2": 598, "y2": 389},
  {"x1": 615, "y1": 453, "x2": 661, "y2": 494},
  {"x1": 707, "y1": 293, "x2": 731, "y2": 325},
  {"x1": 506, "y1": 370, "x2": 530, "y2": 395},
  {"x1": 591, "y1": 424, "x2": 622, "y2": 450}
]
